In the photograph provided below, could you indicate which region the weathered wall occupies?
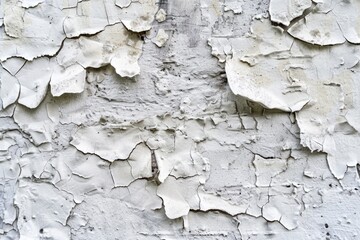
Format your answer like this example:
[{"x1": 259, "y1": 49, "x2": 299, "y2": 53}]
[{"x1": 1, "y1": 0, "x2": 360, "y2": 239}]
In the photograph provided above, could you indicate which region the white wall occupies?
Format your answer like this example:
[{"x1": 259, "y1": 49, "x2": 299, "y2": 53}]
[{"x1": 1, "y1": 0, "x2": 359, "y2": 239}]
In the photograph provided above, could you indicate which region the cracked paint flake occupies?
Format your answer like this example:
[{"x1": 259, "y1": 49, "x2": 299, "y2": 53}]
[
  {"x1": 58, "y1": 22, "x2": 144, "y2": 78},
  {"x1": 155, "y1": 8, "x2": 166, "y2": 22},
  {"x1": 70, "y1": 125, "x2": 143, "y2": 162},
  {"x1": 287, "y1": 0, "x2": 360, "y2": 45},
  {"x1": 15, "y1": 57, "x2": 52, "y2": 109},
  {"x1": 50, "y1": 63, "x2": 86, "y2": 97},
  {"x1": 13, "y1": 102, "x2": 56, "y2": 145},
  {"x1": 110, "y1": 143, "x2": 152, "y2": 187},
  {"x1": 223, "y1": 0, "x2": 243, "y2": 14},
  {"x1": 15, "y1": 180, "x2": 75, "y2": 240},
  {"x1": 0, "y1": 0, "x2": 65, "y2": 61},
  {"x1": 0, "y1": 65, "x2": 19, "y2": 109},
  {"x1": 269, "y1": 0, "x2": 312, "y2": 26},
  {"x1": 253, "y1": 155, "x2": 287, "y2": 187},
  {"x1": 115, "y1": 0, "x2": 132, "y2": 9},
  {"x1": 209, "y1": 20, "x2": 311, "y2": 112},
  {"x1": 20, "y1": 0, "x2": 44, "y2": 8},
  {"x1": 152, "y1": 29, "x2": 169, "y2": 47}
]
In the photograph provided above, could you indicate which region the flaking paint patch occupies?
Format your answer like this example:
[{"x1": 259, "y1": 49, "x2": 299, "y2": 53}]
[
  {"x1": 209, "y1": 20, "x2": 311, "y2": 112},
  {"x1": 152, "y1": 29, "x2": 169, "y2": 47},
  {"x1": 209, "y1": 11, "x2": 360, "y2": 180},
  {"x1": 269, "y1": 0, "x2": 312, "y2": 26},
  {"x1": 287, "y1": 0, "x2": 360, "y2": 45}
]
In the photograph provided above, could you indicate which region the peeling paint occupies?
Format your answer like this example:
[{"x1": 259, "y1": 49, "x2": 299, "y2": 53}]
[{"x1": 1, "y1": 0, "x2": 360, "y2": 239}]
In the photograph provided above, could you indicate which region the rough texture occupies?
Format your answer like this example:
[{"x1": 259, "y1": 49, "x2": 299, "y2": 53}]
[{"x1": 1, "y1": 0, "x2": 360, "y2": 239}]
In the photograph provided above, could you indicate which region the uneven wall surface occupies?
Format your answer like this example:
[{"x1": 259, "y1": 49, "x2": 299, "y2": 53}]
[{"x1": 1, "y1": 0, "x2": 360, "y2": 239}]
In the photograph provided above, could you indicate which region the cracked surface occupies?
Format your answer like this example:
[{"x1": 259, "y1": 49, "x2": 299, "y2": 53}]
[{"x1": 1, "y1": 0, "x2": 360, "y2": 239}]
